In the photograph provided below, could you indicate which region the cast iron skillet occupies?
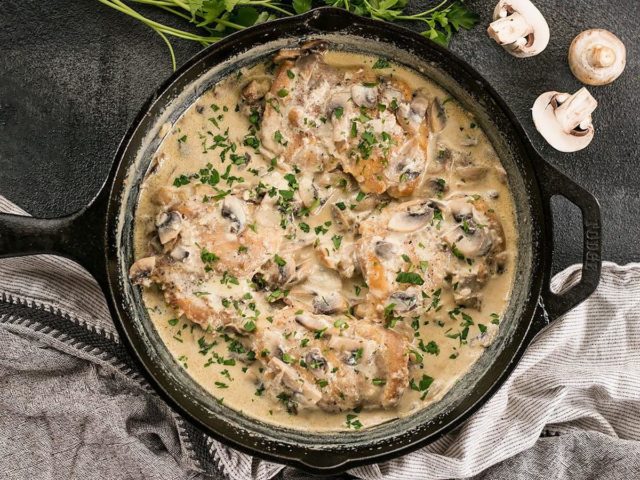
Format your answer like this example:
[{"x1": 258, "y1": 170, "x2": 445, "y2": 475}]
[{"x1": 0, "y1": 7, "x2": 602, "y2": 474}]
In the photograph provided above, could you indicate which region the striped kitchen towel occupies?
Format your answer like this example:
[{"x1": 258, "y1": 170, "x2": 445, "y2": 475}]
[{"x1": 1, "y1": 194, "x2": 640, "y2": 480}]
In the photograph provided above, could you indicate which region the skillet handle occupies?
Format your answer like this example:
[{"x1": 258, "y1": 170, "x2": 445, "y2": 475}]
[
  {"x1": 534, "y1": 158, "x2": 602, "y2": 319},
  {"x1": 0, "y1": 193, "x2": 108, "y2": 280}
]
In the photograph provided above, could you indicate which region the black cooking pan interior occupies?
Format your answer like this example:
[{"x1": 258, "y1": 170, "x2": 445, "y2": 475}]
[{"x1": 0, "y1": 7, "x2": 602, "y2": 474}]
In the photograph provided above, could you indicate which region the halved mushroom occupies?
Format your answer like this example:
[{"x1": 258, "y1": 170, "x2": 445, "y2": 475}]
[
  {"x1": 487, "y1": 0, "x2": 550, "y2": 57},
  {"x1": 387, "y1": 201, "x2": 435, "y2": 232},
  {"x1": 221, "y1": 196, "x2": 247, "y2": 234},
  {"x1": 568, "y1": 29, "x2": 626, "y2": 86},
  {"x1": 155, "y1": 211, "x2": 182, "y2": 245},
  {"x1": 129, "y1": 256, "x2": 156, "y2": 287},
  {"x1": 531, "y1": 88, "x2": 598, "y2": 152}
]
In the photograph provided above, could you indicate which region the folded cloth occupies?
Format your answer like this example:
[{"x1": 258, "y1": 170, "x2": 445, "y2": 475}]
[{"x1": 1, "y1": 195, "x2": 640, "y2": 480}]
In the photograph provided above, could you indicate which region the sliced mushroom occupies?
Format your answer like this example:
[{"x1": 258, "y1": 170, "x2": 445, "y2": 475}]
[
  {"x1": 531, "y1": 88, "x2": 598, "y2": 152},
  {"x1": 389, "y1": 291, "x2": 418, "y2": 313},
  {"x1": 444, "y1": 220, "x2": 493, "y2": 258},
  {"x1": 452, "y1": 269, "x2": 487, "y2": 308},
  {"x1": 262, "y1": 256, "x2": 296, "y2": 287},
  {"x1": 429, "y1": 97, "x2": 447, "y2": 133},
  {"x1": 169, "y1": 245, "x2": 190, "y2": 261},
  {"x1": 241, "y1": 77, "x2": 272, "y2": 103},
  {"x1": 424, "y1": 177, "x2": 449, "y2": 196},
  {"x1": 312, "y1": 292, "x2": 349, "y2": 315},
  {"x1": 297, "y1": 173, "x2": 334, "y2": 212},
  {"x1": 442, "y1": 199, "x2": 493, "y2": 258},
  {"x1": 305, "y1": 349, "x2": 328, "y2": 370},
  {"x1": 328, "y1": 336, "x2": 364, "y2": 356},
  {"x1": 155, "y1": 211, "x2": 182, "y2": 245},
  {"x1": 426, "y1": 143, "x2": 456, "y2": 174},
  {"x1": 129, "y1": 256, "x2": 156, "y2": 287},
  {"x1": 328, "y1": 91, "x2": 351, "y2": 112},
  {"x1": 380, "y1": 85, "x2": 404, "y2": 107},
  {"x1": 487, "y1": 0, "x2": 550, "y2": 57},
  {"x1": 351, "y1": 84, "x2": 378, "y2": 108},
  {"x1": 221, "y1": 196, "x2": 247, "y2": 234},
  {"x1": 295, "y1": 313, "x2": 332, "y2": 332},
  {"x1": 331, "y1": 203, "x2": 356, "y2": 232},
  {"x1": 374, "y1": 240, "x2": 400, "y2": 260},
  {"x1": 568, "y1": 29, "x2": 626, "y2": 86},
  {"x1": 455, "y1": 158, "x2": 489, "y2": 182},
  {"x1": 272, "y1": 40, "x2": 327, "y2": 63},
  {"x1": 388, "y1": 201, "x2": 435, "y2": 232},
  {"x1": 408, "y1": 93, "x2": 430, "y2": 124}
]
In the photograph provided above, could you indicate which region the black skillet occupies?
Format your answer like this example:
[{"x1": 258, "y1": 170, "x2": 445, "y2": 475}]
[{"x1": 0, "y1": 7, "x2": 602, "y2": 474}]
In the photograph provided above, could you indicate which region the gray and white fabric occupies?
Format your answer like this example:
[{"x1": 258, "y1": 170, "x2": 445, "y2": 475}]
[{"x1": 1, "y1": 195, "x2": 640, "y2": 480}]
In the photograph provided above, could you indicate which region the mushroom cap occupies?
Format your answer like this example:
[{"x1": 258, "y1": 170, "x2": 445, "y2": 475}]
[
  {"x1": 569, "y1": 29, "x2": 626, "y2": 86},
  {"x1": 489, "y1": 0, "x2": 550, "y2": 58},
  {"x1": 531, "y1": 90, "x2": 596, "y2": 152}
]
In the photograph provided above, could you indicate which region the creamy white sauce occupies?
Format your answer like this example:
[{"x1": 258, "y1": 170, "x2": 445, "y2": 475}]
[{"x1": 133, "y1": 51, "x2": 517, "y2": 431}]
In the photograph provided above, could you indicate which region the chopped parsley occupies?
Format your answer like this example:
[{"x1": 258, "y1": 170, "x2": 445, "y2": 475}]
[
  {"x1": 346, "y1": 414, "x2": 363, "y2": 430},
  {"x1": 274, "y1": 254, "x2": 287, "y2": 267},
  {"x1": 409, "y1": 374, "x2": 434, "y2": 399},
  {"x1": 419, "y1": 340, "x2": 440, "y2": 355},
  {"x1": 173, "y1": 174, "x2": 190, "y2": 187},
  {"x1": 372, "y1": 57, "x2": 391, "y2": 69},
  {"x1": 396, "y1": 271, "x2": 424, "y2": 285}
]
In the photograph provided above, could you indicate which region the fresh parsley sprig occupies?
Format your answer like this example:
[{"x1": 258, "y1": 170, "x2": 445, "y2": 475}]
[{"x1": 98, "y1": 0, "x2": 478, "y2": 70}]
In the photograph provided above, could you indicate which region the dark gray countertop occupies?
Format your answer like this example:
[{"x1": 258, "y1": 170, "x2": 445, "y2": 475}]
[{"x1": 0, "y1": 0, "x2": 638, "y2": 274}]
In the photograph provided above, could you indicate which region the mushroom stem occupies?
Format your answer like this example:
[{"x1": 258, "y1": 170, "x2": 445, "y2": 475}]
[
  {"x1": 588, "y1": 45, "x2": 615, "y2": 68},
  {"x1": 487, "y1": 12, "x2": 533, "y2": 46},
  {"x1": 554, "y1": 88, "x2": 598, "y2": 133}
]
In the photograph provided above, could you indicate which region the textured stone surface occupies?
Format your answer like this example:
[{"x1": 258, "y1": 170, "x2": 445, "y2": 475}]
[{"x1": 0, "y1": 0, "x2": 638, "y2": 273}]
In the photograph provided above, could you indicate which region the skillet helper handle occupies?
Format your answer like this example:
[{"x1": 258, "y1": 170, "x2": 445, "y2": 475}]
[
  {"x1": 535, "y1": 159, "x2": 602, "y2": 319},
  {"x1": 0, "y1": 200, "x2": 107, "y2": 279}
]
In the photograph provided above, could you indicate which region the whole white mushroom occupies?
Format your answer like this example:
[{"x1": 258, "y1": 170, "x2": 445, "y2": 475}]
[{"x1": 568, "y1": 29, "x2": 626, "y2": 86}]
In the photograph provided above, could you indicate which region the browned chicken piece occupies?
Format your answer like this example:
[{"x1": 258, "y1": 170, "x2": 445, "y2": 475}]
[
  {"x1": 129, "y1": 185, "x2": 282, "y2": 328},
  {"x1": 259, "y1": 42, "x2": 343, "y2": 173},
  {"x1": 251, "y1": 307, "x2": 409, "y2": 413},
  {"x1": 354, "y1": 199, "x2": 452, "y2": 321},
  {"x1": 255, "y1": 45, "x2": 438, "y2": 198}
]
